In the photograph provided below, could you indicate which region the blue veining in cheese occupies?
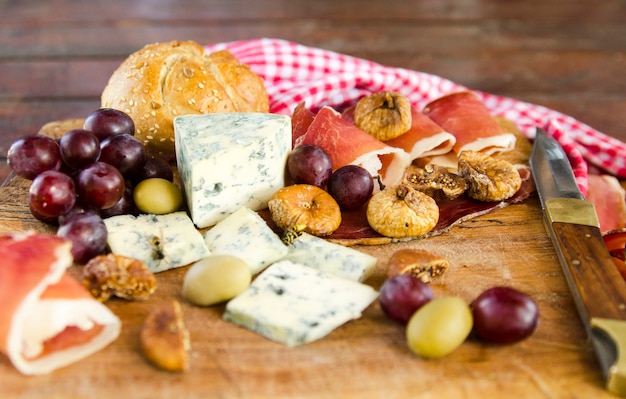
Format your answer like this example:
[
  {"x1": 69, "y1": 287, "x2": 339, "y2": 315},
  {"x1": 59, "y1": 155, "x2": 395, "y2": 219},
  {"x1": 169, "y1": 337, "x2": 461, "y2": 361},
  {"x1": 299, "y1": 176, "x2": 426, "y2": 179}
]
[
  {"x1": 223, "y1": 260, "x2": 379, "y2": 347},
  {"x1": 104, "y1": 211, "x2": 211, "y2": 273},
  {"x1": 280, "y1": 232, "x2": 377, "y2": 282},
  {"x1": 203, "y1": 207, "x2": 288, "y2": 275},
  {"x1": 174, "y1": 113, "x2": 291, "y2": 228}
]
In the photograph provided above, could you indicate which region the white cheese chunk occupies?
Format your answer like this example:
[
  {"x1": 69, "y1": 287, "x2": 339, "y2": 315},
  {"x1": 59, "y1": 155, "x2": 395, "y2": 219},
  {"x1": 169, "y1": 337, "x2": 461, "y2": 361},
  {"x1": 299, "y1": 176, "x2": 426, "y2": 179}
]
[
  {"x1": 104, "y1": 212, "x2": 211, "y2": 273},
  {"x1": 174, "y1": 113, "x2": 291, "y2": 228},
  {"x1": 203, "y1": 207, "x2": 288, "y2": 275},
  {"x1": 280, "y1": 232, "x2": 377, "y2": 282},
  {"x1": 223, "y1": 260, "x2": 379, "y2": 347}
]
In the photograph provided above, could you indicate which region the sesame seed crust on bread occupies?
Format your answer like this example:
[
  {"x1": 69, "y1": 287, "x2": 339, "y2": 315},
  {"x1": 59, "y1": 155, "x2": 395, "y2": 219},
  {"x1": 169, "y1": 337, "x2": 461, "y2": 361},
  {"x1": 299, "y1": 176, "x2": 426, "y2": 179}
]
[{"x1": 101, "y1": 40, "x2": 270, "y2": 156}]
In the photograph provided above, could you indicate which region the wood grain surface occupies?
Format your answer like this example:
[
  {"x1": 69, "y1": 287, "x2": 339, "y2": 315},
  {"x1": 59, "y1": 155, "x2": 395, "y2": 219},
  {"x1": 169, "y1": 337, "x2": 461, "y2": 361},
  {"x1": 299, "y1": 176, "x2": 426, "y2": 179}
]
[
  {"x1": 0, "y1": 165, "x2": 618, "y2": 399},
  {"x1": 2, "y1": 1, "x2": 626, "y2": 398}
]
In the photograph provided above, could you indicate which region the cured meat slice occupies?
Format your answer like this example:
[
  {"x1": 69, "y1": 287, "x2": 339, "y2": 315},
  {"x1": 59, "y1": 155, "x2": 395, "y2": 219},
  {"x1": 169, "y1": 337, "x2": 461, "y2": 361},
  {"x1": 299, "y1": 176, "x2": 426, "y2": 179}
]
[
  {"x1": 295, "y1": 106, "x2": 411, "y2": 186},
  {"x1": 343, "y1": 104, "x2": 456, "y2": 161},
  {"x1": 291, "y1": 102, "x2": 315, "y2": 148},
  {"x1": 587, "y1": 174, "x2": 626, "y2": 232},
  {"x1": 423, "y1": 91, "x2": 516, "y2": 155},
  {"x1": 384, "y1": 107, "x2": 456, "y2": 160},
  {"x1": 0, "y1": 232, "x2": 121, "y2": 375}
]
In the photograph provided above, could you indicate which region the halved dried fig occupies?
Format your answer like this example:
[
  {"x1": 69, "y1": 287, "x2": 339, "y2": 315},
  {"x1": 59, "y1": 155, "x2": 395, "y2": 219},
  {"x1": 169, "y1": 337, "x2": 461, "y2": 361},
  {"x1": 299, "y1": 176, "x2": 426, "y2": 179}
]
[
  {"x1": 268, "y1": 184, "x2": 342, "y2": 236},
  {"x1": 140, "y1": 300, "x2": 190, "y2": 372},
  {"x1": 404, "y1": 164, "x2": 467, "y2": 200},
  {"x1": 458, "y1": 150, "x2": 522, "y2": 202},
  {"x1": 82, "y1": 253, "x2": 157, "y2": 302},
  {"x1": 387, "y1": 248, "x2": 449, "y2": 283},
  {"x1": 366, "y1": 184, "x2": 439, "y2": 238},
  {"x1": 354, "y1": 91, "x2": 412, "y2": 141}
]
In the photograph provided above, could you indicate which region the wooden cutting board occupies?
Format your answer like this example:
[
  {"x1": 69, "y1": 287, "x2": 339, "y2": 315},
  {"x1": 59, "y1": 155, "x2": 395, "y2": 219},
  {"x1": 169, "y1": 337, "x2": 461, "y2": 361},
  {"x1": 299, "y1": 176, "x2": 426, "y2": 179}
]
[{"x1": 0, "y1": 170, "x2": 616, "y2": 399}]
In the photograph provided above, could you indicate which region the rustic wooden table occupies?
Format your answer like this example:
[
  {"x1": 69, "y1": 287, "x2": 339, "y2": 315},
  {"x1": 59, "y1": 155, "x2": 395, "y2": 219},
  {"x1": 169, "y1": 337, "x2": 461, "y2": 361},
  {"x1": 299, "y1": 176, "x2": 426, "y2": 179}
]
[{"x1": 1, "y1": 1, "x2": 626, "y2": 398}]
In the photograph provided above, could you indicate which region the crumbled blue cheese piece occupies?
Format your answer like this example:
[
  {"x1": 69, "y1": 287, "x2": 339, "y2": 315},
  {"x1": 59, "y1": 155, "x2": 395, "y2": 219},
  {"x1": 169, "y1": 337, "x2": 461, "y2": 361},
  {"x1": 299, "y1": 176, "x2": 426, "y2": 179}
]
[
  {"x1": 203, "y1": 207, "x2": 288, "y2": 275},
  {"x1": 223, "y1": 260, "x2": 379, "y2": 347},
  {"x1": 174, "y1": 113, "x2": 291, "y2": 228},
  {"x1": 104, "y1": 212, "x2": 210, "y2": 273},
  {"x1": 280, "y1": 232, "x2": 377, "y2": 282}
]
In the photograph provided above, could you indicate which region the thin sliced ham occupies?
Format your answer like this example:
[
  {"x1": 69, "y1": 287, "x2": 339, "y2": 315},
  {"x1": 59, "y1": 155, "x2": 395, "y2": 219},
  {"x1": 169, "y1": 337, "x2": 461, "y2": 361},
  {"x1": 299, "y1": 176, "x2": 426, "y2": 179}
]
[
  {"x1": 423, "y1": 91, "x2": 516, "y2": 155},
  {"x1": 587, "y1": 174, "x2": 626, "y2": 232},
  {"x1": 0, "y1": 232, "x2": 121, "y2": 375},
  {"x1": 342, "y1": 104, "x2": 456, "y2": 162},
  {"x1": 291, "y1": 102, "x2": 316, "y2": 148},
  {"x1": 295, "y1": 106, "x2": 411, "y2": 186},
  {"x1": 384, "y1": 107, "x2": 456, "y2": 160}
]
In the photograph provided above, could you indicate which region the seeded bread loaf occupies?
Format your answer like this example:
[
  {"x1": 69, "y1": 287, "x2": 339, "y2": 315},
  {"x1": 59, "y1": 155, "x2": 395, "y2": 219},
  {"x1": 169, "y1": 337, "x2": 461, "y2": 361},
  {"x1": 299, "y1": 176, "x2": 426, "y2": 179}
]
[{"x1": 101, "y1": 40, "x2": 270, "y2": 156}]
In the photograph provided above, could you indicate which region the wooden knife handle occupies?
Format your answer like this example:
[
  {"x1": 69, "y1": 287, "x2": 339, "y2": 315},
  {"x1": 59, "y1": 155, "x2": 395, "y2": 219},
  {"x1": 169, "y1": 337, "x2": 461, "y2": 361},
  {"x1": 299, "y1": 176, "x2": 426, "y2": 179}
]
[
  {"x1": 551, "y1": 222, "x2": 626, "y2": 396},
  {"x1": 551, "y1": 221, "x2": 626, "y2": 321}
]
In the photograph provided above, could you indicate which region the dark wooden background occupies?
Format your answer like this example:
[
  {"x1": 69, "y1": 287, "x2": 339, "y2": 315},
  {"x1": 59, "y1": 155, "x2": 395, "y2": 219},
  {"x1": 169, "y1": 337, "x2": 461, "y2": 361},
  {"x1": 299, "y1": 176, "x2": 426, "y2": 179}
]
[{"x1": 1, "y1": 0, "x2": 625, "y2": 184}]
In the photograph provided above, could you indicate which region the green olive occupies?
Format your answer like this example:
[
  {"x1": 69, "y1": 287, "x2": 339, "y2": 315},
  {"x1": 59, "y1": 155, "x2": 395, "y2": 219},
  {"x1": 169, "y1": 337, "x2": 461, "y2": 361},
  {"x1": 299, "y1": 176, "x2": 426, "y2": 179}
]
[
  {"x1": 406, "y1": 296, "x2": 473, "y2": 358},
  {"x1": 182, "y1": 255, "x2": 251, "y2": 306},
  {"x1": 133, "y1": 178, "x2": 183, "y2": 215}
]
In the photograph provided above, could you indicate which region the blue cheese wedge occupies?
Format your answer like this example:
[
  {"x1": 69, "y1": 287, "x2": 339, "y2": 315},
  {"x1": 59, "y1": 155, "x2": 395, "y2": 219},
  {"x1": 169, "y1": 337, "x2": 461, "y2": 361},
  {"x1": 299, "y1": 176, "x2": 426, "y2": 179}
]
[
  {"x1": 223, "y1": 260, "x2": 379, "y2": 347},
  {"x1": 104, "y1": 211, "x2": 211, "y2": 273},
  {"x1": 174, "y1": 113, "x2": 291, "y2": 228},
  {"x1": 280, "y1": 232, "x2": 377, "y2": 282},
  {"x1": 203, "y1": 207, "x2": 288, "y2": 275}
]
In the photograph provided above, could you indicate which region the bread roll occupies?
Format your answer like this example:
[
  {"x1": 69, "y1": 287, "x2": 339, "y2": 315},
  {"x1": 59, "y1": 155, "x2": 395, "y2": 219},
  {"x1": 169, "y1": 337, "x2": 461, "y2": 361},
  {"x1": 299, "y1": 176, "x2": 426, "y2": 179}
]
[{"x1": 101, "y1": 40, "x2": 270, "y2": 155}]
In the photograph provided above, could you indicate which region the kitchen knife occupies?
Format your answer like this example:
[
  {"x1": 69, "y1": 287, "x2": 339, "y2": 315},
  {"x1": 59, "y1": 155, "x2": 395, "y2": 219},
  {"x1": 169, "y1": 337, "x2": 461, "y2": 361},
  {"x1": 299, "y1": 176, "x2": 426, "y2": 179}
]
[{"x1": 530, "y1": 128, "x2": 626, "y2": 396}]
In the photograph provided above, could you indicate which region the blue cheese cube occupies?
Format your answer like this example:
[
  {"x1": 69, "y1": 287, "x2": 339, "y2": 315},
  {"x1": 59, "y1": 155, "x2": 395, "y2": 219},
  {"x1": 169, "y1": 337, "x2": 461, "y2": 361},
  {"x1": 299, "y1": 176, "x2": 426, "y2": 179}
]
[
  {"x1": 280, "y1": 232, "x2": 377, "y2": 282},
  {"x1": 223, "y1": 260, "x2": 379, "y2": 347},
  {"x1": 104, "y1": 212, "x2": 211, "y2": 273},
  {"x1": 174, "y1": 113, "x2": 291, "y2": 228},
  {"x1": 203, "y1": 207, "x2": 288, "y2": 275}
]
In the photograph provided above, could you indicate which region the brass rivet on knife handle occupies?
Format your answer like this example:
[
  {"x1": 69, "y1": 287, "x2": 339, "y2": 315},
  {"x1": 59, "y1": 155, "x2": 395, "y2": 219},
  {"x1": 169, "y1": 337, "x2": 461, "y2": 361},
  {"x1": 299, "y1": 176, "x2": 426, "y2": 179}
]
[{"x1": 551, "y1": 222, "x2": 626, "y2": 323}]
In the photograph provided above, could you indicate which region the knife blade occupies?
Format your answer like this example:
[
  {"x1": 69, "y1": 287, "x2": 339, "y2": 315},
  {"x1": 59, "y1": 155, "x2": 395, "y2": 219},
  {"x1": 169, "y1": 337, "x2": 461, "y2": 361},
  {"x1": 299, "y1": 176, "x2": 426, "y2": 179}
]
[{"x1": 531, "y1": 128, "x2": 626, "y2": 396}]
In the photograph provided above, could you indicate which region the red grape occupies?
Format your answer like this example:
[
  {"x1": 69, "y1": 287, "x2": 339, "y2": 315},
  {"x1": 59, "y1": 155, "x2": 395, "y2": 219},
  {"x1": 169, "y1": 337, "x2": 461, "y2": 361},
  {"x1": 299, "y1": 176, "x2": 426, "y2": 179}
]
[
  {"x1": 28, "y1": 170, "x2": 76, "y2": 217},
  {"x1": 58, "y1": 201, "x2": 99, "y2": 225},
  {"x1": 99, "y1": 134, "x2": 147, "y2": 176},
  {"x1": 327, "y1": 165, "x2": 374, "y2": 210},
  {"x1": 57, "y1": 212, "x2": 107, "y2": 264},
  {"x1": 76, "y1": 162, "x2": 125, "y2": 209},
  {"x1": 287, "y1": 144, "x2": 333, "y2": 187},
  {"x1": 29, "y1": 201, "x2": 60, "y2": 225},
  {"x1": 131, "y1": 154, "x2": 174, "y2": 183},
  {"x1": 83, "y1": 108, "x2": 135, "y2": 141},
  {"x1": 8, "y1": 135, "x2": 61, "y2": 179},
  {"x1": 100, "y1": 183, "x2": 137, "y2": 218},
  {"x1": 471, "y1": 286, "x2": 539, "y2": 344},
  {"x1": 59, "y1": 129, "x2": 101, "y2": 170},
  {"x1": 379, "y1": 274, "x2": 434, "y2": 324}
]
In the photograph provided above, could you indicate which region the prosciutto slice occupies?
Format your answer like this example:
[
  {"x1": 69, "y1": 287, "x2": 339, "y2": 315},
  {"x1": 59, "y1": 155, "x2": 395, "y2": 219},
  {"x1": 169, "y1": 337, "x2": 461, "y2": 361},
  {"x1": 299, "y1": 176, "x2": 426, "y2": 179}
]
[
  {"x1": 0, "y1": 232, "x2": 121, "y2": 375},
  {"x1": 295, "y1": 106, "x2": 411, "y2": 186},
  {"x1": 587, "y1": 174, "x2": 626, "y2": 232},
  {"x1": 342, "y1": 104, "x2": 456, "y2": 162},
  {"x1": 423, "y1": 91, "x2": 516, "y2": 155},
  {"x1": 384, "y1": 107, "x2": 456, "y2": 160}
]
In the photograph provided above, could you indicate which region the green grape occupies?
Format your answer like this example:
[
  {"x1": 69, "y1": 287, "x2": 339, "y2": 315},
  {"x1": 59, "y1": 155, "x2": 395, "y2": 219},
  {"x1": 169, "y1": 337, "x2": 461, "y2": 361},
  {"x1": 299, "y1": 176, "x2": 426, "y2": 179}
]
[{"x1": 406, "y1": 296, "x2": 473, "y2": 358}]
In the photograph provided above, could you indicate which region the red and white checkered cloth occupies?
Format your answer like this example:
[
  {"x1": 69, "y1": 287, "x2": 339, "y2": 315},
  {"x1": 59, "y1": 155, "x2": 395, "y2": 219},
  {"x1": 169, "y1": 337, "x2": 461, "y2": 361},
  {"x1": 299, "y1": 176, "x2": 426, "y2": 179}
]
[{"x1": 206, "y1": 38, "x2": 626, "y2": 196}]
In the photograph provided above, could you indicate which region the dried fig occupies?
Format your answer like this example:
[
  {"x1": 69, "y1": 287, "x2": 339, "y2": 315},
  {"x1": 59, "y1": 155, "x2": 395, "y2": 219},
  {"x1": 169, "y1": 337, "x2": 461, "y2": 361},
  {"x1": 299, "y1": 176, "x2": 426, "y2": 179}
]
[
  {"x1": 458, "y1": 150, "x2": 521, "y2": 202},
  {"x1": 354, "y1": 91, "x2": 412, "y2": 141},
  {"x1": 387, "y1": 248, "x2": 449, "y2": 283},
  {"x1": 82, "y1": 253, "x2": 156, "y2": 302},
  {"x1": 404, "y1": 164, "x2": 467, "y2": 200},
  {"x1": 140, "y1": 300, "x2": 190, "y2": 372},
  {"x1": 366, "y1": 185, "x2": 439, "y2": 238},
  {"x1": 268, "y1": 184, "x2": 342, "y2": 237}
]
